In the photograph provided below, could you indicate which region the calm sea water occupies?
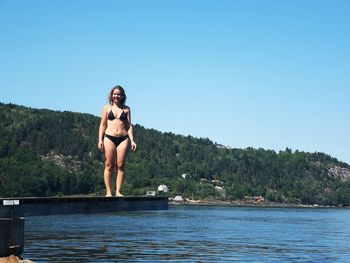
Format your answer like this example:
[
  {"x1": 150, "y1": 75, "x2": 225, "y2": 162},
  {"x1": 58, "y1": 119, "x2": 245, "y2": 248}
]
[{"x1": 22, "y1": 205, "x2": 350, "y2": 262}]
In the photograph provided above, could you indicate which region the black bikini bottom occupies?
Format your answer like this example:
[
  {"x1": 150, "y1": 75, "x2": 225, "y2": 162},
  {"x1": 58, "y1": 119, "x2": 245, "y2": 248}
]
[{"x1": 105, "y1": 134, "x2": 129, "y2": 148}]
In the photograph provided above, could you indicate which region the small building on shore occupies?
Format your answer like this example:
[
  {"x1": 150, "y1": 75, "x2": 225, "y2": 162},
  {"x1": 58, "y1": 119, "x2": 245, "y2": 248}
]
[
  {"x1": 173, "y1": 194, "x2": 184, "y2": 202},
  {"x1": 145, "y1": 191, "x2": 156, "y2": 197},
  {"x1": 157, "y1": 184, "x2": 169, "y2": 193}
]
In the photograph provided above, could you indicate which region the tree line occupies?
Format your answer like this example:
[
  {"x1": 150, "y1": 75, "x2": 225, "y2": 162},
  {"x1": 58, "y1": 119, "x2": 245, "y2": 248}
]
[{"x1": 1, "y1": 102, "x2": 349, "y2": 206}]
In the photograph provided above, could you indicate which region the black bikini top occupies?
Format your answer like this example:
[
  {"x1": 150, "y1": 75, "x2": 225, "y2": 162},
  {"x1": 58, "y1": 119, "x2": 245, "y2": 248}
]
[{"x1": 108, "y1": 106, "x2": 127, "y2": 121}]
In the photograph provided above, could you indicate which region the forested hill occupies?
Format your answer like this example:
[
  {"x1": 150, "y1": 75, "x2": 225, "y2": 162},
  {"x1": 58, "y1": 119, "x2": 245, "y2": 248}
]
[{"x1": 1, "y1": 102, "x2": 350, "y2": 206}]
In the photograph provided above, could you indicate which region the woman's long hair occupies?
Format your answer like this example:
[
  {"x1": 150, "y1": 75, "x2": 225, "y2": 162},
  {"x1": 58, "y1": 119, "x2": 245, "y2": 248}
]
[{"x1": 108, "y1": 85, "x2": 127, "y2": 105}]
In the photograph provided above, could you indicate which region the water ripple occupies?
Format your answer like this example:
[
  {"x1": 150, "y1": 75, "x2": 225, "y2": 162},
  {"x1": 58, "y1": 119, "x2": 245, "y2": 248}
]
[{"x1": 23, "y1": 206, "x2": 350, "y2": 262}]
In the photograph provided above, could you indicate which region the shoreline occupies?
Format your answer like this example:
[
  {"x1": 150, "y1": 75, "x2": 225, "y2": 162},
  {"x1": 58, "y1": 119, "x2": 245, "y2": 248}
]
[{"x1": 169, "y1": 199, "x2": 349, "y2": 209}]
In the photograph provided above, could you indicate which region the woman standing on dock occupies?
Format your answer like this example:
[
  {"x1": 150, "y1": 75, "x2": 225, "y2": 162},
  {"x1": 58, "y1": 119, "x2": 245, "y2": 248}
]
[{"x1": 98, "y1": 85, "x2": 137, "y2": 197}]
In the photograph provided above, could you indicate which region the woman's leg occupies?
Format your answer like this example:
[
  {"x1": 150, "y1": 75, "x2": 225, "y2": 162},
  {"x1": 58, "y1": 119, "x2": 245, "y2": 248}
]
[
  {"x1": 103, "y1": 137, "x2": 116, "y2": 197},
  {"x1": 115, "y1": 138, "x2": 129, "y2": 196}
]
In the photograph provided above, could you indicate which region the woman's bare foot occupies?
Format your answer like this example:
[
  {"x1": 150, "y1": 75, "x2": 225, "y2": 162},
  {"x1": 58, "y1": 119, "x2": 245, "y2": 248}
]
[
  {"x1": 116, "y1": 193, "x2": 124, "y2": 197},
  {"x1": 105, "y1": 194, "x2": 112, "y2": 197}
]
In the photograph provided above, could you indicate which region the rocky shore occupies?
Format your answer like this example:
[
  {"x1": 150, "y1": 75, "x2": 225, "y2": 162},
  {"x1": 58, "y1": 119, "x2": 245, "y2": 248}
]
[{"x1": 170, "y1": 198, "x2": 348, "y2": 208}]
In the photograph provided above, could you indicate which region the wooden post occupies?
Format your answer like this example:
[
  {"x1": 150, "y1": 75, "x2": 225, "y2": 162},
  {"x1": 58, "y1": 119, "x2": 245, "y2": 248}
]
[{"x1": 0, "y1": 200, "x2": 24, "y2": 257}]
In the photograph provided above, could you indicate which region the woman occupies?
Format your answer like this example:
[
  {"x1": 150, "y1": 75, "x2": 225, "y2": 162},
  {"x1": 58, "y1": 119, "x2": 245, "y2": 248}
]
[{"x1": 98, "y1": 85, "x2": 137, "y2": 197}]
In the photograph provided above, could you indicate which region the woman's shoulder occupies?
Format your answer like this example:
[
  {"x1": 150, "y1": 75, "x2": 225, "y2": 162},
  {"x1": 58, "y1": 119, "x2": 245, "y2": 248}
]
[
  {"x1": 123, "y1": 105, "x2": 131, "y2": 111},
  {"x1": 103, "y1": 103, "x2": 112, "y2": 109},
  {"x1": 102, "y1": 104, "x2": 112, "y2": 112}
]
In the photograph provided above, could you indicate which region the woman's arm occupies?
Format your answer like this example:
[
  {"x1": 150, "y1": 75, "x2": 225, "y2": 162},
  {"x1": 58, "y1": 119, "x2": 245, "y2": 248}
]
[
  {"x1": 98, "y1": 105, "x2": 108, "y2": 150},
  {"x1": 126, "y1": 107, "x2": 137, "y2": 151}
]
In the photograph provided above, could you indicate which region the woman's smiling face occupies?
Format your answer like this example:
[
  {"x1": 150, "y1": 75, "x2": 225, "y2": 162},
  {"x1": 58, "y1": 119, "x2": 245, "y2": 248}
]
[{"x1": 112, "y1": 89, "x2": 123, "y2": 103}]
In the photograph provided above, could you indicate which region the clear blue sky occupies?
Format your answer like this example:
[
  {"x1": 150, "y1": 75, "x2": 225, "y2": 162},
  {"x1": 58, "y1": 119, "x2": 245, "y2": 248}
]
[{"x1": 1, "y1": 0, "x2": 349, "y2": 164}]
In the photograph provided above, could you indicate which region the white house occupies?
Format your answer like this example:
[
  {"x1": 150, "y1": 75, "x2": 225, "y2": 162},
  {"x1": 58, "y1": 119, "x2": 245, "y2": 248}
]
[
  {"x1": 214, "y1": 186, "x2": 224, "y2": 192},
  {"x1": 157, "y1": 184, "x2": 169, "y2": 193},
  {"x1": 173, "y1": 194, "x2": 184, "y2": 202}
]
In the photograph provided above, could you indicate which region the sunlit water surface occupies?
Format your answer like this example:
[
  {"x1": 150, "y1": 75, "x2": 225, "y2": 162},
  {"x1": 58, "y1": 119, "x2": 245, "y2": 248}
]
[{"x1": 22, "y1": 205, "x2": 350, "y2": 262}]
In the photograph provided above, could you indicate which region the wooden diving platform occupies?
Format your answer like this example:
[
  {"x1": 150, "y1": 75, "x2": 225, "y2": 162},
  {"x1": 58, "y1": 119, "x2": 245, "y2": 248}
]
[{"x1": 0, "y1": 196, "x2": 169, "y2": 217}]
